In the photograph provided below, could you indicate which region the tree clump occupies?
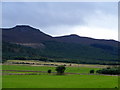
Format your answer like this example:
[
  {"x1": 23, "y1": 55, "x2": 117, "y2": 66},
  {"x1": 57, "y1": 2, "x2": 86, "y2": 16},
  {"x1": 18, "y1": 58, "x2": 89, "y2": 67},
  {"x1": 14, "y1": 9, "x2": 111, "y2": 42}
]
[
  {"x1": 90, "y1": 70, "x2": 94, "y2": 74},
  {"x1": 96, "y1": 66, "x2": 120, "y2": 75},
  {"x1": 56, "y1": 65, "x2": 66, "y2": 75}
]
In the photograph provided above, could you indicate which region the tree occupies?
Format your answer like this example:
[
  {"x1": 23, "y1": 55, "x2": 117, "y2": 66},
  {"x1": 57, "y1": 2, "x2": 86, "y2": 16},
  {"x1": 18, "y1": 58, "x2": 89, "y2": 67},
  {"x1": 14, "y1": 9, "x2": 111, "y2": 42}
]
[
  {"x1": 56, "y1": 65, "x2": 66, "y2": 75},
  {"x1": 96, "y1": 67, "x2": 120, "y2": 75},
  {"x1": 48, "y1": 69, "x2": 52, "y2": 74},
  {"x1": 90, "y1": 70, "x2": 94, "y2": 74}
]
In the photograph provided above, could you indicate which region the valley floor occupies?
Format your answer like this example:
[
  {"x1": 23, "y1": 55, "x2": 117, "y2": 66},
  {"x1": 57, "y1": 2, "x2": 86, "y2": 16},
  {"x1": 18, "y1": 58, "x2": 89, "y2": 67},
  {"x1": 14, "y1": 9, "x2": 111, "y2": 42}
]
[
  {"x1": 2, "y1": 74, "x2": 118, "y2": 88},
  {"x1": 1, "y1": 61, "x2": 119, "y2": 88}
]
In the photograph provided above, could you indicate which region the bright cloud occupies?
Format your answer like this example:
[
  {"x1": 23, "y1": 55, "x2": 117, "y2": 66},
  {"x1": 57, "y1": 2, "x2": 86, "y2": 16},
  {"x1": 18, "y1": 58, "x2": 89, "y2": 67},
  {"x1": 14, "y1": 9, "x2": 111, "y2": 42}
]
[{"x1": 72, "y1": 26, "x2": 118, "y2": 40}]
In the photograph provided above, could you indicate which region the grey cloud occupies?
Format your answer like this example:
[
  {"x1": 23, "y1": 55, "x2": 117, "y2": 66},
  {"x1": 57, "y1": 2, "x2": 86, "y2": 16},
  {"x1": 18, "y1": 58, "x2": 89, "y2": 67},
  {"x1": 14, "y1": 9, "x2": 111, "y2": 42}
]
[
  {"x1": 2, "y1": 2, "x2": 110, "y2": 28},
  {"x1": 2, "y1": 2, "x2": 117, "y2": 33}
]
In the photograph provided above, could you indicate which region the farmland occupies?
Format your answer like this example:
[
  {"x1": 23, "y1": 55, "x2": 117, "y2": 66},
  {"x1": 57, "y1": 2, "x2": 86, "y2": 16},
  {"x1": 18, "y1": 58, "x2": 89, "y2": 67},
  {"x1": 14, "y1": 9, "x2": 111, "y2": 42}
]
[
  {"x1": 2, "y1": 74, "x2": 118, "y2": 88},
  {"x1": 2, "y1": 60, "x2": 119, "y2": 88},
  {"x1": 2, "y1": 64, "x2": 100, "y2": 74}
]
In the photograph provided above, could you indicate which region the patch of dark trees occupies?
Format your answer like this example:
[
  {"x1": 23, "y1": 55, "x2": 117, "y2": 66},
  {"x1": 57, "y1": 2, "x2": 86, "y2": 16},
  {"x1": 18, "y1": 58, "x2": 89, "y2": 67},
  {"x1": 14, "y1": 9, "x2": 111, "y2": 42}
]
[
  {"x1": 90, "y1": 67, "x2": 120, "y2": 75},
  {"x1": 96, "y1": 67, "x2": 120, "y2": 75},
  {"x1": 2, "y1": 41, "x2": 119, "y2": 65},
  {"x1": 2, "y1": 55, "x2": 120, "y2": 65}
]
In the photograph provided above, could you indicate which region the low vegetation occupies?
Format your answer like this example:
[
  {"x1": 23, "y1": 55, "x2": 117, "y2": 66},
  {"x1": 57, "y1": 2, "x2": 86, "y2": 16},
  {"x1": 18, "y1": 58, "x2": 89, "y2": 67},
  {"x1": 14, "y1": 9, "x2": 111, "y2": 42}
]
[{"x1": 96, "y1": 66, "x2": 119, "y2": 75}]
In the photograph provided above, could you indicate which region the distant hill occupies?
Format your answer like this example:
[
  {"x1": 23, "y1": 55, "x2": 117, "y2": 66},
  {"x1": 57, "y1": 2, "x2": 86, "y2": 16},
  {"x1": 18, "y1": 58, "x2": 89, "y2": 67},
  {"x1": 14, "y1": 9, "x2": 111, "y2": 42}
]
[
  {"x1": 2, "y1": 25, "x2": 119, "y2": 64},
  {"x1": 54, "y1": 34, "x2": 118, "y2": 47},
  {"x1": 3, "y1": 25, "x2": 118, "y2": 47},
  {"x1": 2, "y1": 25, "x2": 53, "y2": 43}
]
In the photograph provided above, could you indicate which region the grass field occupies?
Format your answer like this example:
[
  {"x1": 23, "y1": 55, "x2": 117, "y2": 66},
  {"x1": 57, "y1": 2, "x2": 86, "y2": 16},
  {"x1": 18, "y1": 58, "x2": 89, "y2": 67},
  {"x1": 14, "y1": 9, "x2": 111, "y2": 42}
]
[
  {"x1": 2, "y1": 64, "x2": 118, "y2": 88},
  {"x1": 2, "y1": 65, "x2": 100, "y2": 74},
  {"x1": 2, "y1": 74, "x2": 118, "y2": 88}
]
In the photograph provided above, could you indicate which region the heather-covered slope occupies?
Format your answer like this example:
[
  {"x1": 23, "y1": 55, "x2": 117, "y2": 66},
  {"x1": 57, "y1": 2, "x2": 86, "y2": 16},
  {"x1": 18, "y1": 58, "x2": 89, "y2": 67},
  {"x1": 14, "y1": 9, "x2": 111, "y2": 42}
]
[{"x1": 2, "y1": 25, "x2": 119, "y2": 64}]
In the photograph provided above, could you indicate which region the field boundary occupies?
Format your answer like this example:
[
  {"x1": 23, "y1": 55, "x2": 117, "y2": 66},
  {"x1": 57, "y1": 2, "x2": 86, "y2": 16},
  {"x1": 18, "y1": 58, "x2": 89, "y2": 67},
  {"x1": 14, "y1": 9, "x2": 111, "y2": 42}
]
[{"x1": 2, "y1": 70, "x2": 118, "y2": 76}]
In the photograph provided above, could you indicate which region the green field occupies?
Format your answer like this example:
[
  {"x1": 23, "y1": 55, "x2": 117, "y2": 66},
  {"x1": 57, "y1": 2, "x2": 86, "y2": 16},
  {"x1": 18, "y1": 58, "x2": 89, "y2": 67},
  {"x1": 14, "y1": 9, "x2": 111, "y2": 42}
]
[
  {"x1": 2, "y1": 74, "x2": 118, "y2": 88},
  {"x1": 2, "y1": 64, "x2": 118, "y2": 88},
  {"x1": 2, "y1": 65, "x2": 100, "y2": 74}
]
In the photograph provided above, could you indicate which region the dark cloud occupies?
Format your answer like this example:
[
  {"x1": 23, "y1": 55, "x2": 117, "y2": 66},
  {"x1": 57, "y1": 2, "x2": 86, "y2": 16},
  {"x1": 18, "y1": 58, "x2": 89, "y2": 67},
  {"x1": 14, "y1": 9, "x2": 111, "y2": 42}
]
[
  {"x1": 2, "y1": 2, "x2": 118, "y2": 40},
  {"x1": 2, "y1": 2, "x2": 115, "y2": 28}
]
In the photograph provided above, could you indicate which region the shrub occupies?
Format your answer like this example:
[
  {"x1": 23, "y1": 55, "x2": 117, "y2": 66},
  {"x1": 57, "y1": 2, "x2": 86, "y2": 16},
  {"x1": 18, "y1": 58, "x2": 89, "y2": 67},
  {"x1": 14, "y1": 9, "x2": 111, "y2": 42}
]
[
  {"x1": 48, "y1": 69, "x2": 52, "y2": 74},
  {"x1": 90, "y1": 70, "x2": 94, "y2": 74},
  {"x1": 56, "y1": 65, "x2": 66, "y2": 75}
]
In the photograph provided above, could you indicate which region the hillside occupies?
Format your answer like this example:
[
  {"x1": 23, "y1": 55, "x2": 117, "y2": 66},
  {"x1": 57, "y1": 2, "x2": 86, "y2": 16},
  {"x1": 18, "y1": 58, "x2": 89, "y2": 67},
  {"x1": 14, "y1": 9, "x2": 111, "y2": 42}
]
[
  {"x1": 2, "y1": 25, "x2": 53, "y2": 43},
  {"x1": 2, "y1": 25, "x2": 119, "y2": 64},
  {"x1": 2, "y1": 25, "x2": 118, "y2": 47}
]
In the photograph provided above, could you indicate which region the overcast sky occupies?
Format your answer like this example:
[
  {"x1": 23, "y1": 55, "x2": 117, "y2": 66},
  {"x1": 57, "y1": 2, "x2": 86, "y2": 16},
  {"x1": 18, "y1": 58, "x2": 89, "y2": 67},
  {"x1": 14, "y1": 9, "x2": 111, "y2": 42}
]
[{"x1": 2, "y1": 2, "x2": 118, "y2": 40}]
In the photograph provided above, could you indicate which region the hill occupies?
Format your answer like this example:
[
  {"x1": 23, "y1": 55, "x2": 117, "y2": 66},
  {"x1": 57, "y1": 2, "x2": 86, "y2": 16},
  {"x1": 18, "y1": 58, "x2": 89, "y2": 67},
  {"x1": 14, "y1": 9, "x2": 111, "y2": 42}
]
[{"x1": 2, "y1": 25, "x2": 119, "y2": 64}]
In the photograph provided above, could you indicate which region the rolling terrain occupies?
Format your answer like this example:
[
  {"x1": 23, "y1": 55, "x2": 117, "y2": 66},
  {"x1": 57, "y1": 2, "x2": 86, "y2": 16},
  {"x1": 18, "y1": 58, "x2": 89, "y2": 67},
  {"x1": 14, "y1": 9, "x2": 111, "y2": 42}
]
[{"x1": 2, "y1": 25, "x2": 119, "y2": 64}]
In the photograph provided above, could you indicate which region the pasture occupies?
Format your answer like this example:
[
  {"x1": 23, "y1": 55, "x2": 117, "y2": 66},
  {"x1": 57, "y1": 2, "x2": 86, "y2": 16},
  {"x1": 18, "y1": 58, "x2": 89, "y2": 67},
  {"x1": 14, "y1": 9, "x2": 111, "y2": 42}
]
[
  {"x1": 2, "y1": 74, "x2": 118, "y2": 88},
  {"x1": 2, "y1": 60, "x2": 119, "y2": 88},
  {"x1": 2, "y1": 64, "x2": 100, "y2": 74}
]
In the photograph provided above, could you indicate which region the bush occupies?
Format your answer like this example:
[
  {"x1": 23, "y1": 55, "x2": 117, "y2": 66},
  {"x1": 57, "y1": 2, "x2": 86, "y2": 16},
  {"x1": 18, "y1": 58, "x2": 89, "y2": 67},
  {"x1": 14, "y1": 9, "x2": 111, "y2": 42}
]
[
  {"x1": 90, "y1": 70, "x2": 94, "y2": 74},
  {"x1": 48, "y1": 69, "x2": 52, "y2": 74},
  {"x1": 56, "y1": 65, "x2": 66, "y2": 75}
]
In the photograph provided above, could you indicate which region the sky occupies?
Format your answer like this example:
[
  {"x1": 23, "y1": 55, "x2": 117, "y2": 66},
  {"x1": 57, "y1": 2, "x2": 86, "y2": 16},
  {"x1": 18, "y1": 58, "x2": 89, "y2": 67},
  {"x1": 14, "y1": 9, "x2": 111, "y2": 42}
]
[{"x1": 2, "y1": 2, "x2": 118, "y2": 40}]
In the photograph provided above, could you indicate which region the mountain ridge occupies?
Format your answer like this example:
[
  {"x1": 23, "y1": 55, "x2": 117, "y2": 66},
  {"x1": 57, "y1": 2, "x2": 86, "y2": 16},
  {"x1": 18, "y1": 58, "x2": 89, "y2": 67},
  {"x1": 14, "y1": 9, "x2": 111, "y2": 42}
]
[
  {"x1": 2, "y1": 25, "x2": 119, "y2": 46},
  {"x1": 2, "y1": 25, "x2": 119, "y2": 64},
  {"x1": 2, "y1": 25, "x2": 118, "y2": 41}
]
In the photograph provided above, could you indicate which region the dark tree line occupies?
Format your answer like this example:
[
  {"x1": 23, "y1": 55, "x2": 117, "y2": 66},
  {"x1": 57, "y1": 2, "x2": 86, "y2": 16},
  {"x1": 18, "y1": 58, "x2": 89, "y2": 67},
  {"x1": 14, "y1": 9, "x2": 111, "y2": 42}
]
[
  {"x1": 96, "y1": 66, "x2": 119, "y2": 75},
  {"x1": 2, "y1": 41, "x2": 119, "y2": 65}
]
